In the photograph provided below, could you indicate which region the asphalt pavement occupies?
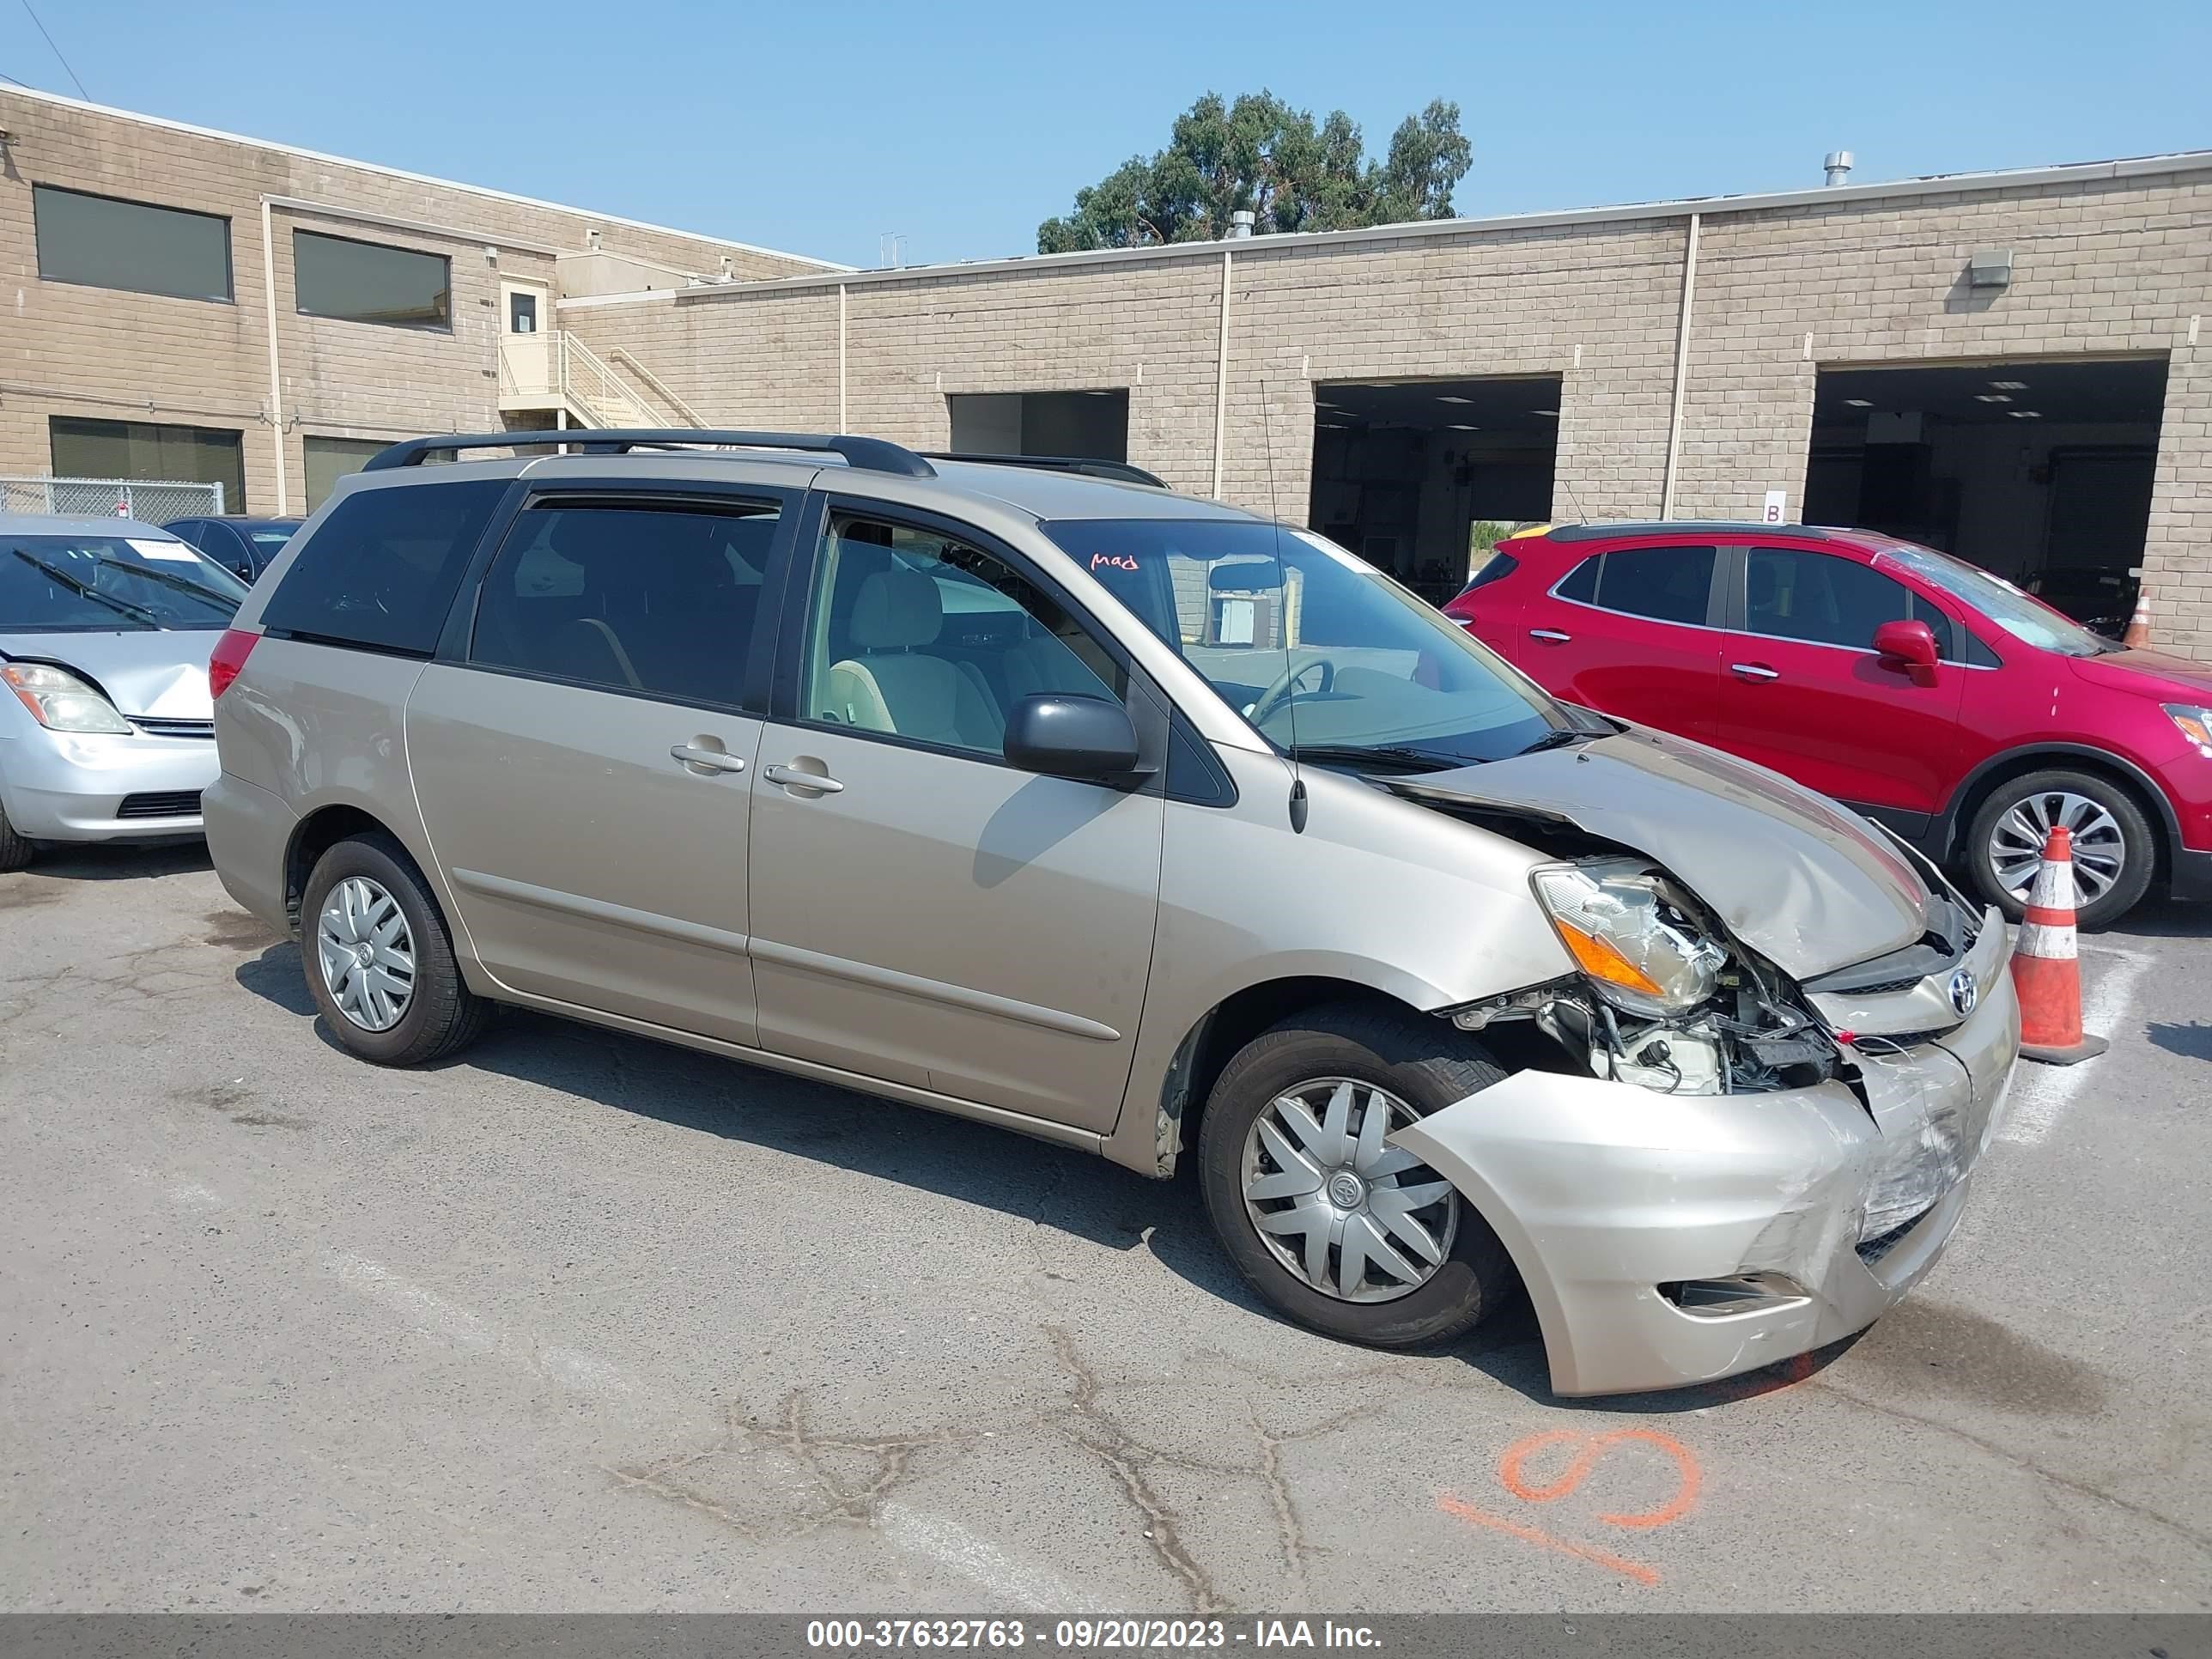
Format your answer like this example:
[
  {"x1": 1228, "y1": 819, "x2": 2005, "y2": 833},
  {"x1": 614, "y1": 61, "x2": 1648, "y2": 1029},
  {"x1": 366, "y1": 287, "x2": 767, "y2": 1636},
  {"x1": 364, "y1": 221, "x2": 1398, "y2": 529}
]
[{"x1": 2, "y1": 846, "x2": 2208, "y2": 1613}]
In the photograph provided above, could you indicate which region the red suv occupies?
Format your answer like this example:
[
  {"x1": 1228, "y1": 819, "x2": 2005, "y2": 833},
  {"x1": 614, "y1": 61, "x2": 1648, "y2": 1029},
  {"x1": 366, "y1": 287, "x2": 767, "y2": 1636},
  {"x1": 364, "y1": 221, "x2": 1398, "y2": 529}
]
[{"x1": 1447, "y1": 522, "x2": 2212, "y2": 927}]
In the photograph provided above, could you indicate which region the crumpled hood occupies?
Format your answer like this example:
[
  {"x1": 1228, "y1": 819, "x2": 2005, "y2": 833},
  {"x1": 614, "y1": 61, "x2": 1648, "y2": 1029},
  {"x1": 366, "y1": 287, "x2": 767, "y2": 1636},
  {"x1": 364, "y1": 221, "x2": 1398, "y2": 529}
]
[
  {"x1": 1381, "y1": 726, "x2": 1930, "y2": 978},
  {"x1": 0, "y1": 629, "x2": 220, "y2": 719}
]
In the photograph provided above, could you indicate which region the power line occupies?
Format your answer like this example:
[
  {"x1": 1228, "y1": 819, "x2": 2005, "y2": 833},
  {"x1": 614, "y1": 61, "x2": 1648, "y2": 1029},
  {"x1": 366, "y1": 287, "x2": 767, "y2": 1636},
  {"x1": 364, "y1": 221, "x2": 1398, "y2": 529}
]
[
  {"x1": 17, "y1": 0, "x2": 87, "y2": 100},
  {"x1": 0, "y1": 65, "x2": 34, "y2": 88}
]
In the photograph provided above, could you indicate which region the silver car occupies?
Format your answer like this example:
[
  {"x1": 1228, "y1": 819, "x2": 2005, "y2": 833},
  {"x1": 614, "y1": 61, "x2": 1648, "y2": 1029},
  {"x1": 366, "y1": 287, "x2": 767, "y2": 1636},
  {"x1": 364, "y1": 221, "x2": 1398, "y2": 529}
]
[
  {"x1": 204, "y1": 431, "x2": 2021, "y2": 1395},
  {"x1": 0, "y1": 514, "x2": 246, "y2": 870}
]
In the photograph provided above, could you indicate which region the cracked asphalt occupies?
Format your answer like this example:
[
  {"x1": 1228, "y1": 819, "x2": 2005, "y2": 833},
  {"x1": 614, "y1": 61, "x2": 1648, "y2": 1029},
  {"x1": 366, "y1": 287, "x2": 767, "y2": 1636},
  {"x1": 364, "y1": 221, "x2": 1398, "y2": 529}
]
[{"x1": 3, "y1": 846, "x2": 2209, "y2": 1613}]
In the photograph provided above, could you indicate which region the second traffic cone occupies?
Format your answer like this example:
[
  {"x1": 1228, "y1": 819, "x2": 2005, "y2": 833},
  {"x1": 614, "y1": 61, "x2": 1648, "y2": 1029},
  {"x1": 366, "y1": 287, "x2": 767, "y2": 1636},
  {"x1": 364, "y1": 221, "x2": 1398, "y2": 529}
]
[
  {"x1": 2123, "y1": 592, "x2": 2152, "y2": 648},
  {"x1": 2009, "y1": 824, "x2": 2108, "y2": 1066}
]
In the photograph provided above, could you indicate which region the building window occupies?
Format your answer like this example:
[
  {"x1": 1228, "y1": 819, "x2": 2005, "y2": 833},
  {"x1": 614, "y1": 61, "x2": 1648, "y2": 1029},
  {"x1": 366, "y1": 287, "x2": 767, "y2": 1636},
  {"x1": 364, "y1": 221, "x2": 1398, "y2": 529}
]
[
  {"x1": 32, "y1": 185, "x2": 233, "y2": 303},
  {"x1": 51, "y1": 417, "x2": 246, "y2": 515},
  {"x1": 293, "y1": 230, "x2": 452, "y2": 329},
  {"x1": 304, "y1": 436, "x2": 394, "y2": 512}
]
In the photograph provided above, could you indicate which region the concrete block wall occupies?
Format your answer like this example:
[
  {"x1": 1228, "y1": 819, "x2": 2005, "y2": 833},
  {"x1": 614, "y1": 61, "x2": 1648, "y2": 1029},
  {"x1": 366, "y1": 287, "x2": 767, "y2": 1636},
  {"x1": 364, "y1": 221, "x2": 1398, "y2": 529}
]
[
  {"x1": 0, "y1": 86, "x2": 835, "y2": 513},
  {"x1": 572, "y1": 166, "x2": 2210, "y2": 656}
]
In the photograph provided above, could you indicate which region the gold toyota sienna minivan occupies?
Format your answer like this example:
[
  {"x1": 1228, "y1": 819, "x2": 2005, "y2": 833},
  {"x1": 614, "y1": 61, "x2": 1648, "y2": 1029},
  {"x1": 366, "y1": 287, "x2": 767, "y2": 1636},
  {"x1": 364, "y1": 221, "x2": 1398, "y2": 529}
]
[{"x1": 205, "y1": 430, "x2": 2021, "y2": 1395}]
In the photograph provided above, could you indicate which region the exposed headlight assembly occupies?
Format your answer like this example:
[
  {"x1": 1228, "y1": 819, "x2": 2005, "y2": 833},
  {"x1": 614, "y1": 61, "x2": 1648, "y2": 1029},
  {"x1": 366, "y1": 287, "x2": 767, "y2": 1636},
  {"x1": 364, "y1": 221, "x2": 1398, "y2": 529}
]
[
  {"x1": 1531, "y1": 859, "x2": 1727, "y2": 1018},
  {"x1": 1, "y1": 661, "x2": 134, "y2": 734}
]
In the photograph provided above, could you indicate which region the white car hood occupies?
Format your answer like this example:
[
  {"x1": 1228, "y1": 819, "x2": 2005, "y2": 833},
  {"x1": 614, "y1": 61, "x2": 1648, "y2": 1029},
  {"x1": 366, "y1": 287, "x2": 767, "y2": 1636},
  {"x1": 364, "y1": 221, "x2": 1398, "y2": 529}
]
[{"x1": 0, "y1": 629, "x2": 219, "y2": 720}]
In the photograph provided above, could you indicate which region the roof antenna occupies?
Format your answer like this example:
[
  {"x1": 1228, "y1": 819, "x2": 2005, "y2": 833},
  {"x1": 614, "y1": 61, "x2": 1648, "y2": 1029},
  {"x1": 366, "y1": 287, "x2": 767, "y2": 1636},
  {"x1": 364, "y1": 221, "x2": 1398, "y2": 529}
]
[{"x1": 1257, "y1": 377, "x2": 1309, "y2": 832}]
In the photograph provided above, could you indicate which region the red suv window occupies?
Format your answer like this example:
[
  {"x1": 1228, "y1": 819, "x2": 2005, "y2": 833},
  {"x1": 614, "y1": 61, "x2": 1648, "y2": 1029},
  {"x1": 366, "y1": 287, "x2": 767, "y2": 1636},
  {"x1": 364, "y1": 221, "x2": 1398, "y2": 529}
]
[{"x1": 1556, "y1": 545, "x2": 1717, "y2": 627}]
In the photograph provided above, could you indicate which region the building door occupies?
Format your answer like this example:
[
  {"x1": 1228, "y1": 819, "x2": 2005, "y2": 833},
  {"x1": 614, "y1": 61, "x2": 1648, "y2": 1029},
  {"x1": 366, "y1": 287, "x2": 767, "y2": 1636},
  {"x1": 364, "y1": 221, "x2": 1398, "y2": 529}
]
[{"x1": 497, "y1": 279, "x2": 553, "y2": 402}]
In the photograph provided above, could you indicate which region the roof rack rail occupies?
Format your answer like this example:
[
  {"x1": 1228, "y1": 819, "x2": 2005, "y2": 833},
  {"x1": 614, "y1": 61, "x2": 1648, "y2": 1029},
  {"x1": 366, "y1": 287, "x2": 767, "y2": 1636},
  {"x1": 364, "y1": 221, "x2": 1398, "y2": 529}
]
[
  {"x1": 1546, "y1": 520, "x2": 1832, "y2": 541},
  {"x1": 921, "y1": 452, "x2": 1167, "y2": 489},
  {"x1": 362, "y1": 429, "x2": 937, "y2": 478}
]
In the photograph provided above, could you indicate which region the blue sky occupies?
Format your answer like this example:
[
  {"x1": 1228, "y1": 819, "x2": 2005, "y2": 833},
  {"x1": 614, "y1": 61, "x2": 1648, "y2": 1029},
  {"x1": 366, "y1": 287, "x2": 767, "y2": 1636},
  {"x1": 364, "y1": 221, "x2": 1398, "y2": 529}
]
[{"x1": 3, "y1": 1, "x2": 2205, "y2": 270}]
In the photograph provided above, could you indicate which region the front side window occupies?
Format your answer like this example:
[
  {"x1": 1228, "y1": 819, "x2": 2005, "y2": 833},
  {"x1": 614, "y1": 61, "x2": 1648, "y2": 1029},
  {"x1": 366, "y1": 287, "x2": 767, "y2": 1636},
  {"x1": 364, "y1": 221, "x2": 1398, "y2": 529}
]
[
  {"x1": 803, "y1": 514, "x2": 1123, "y2": 759},
  {"x1": 33, "y1": 185, "x2": 233, "y2": 303},
  {"x1": 1746, "y1": 547, "x2": 1955, "y2": 659},
  {"x1": 260, "y1": 481, "x2": 507, "y2": 656},
  {"x1": 293, "y1": 230, "x2": 451, "y2": 329},
  {"x1": 471, "y1": 501, "x2": 780, "y2": 707},
  {"x1": 1039, "y1": 519, "x2": 1566, "y2": 768},
  {"x1": 0, "y1": 532, "x2": 245, "y2": 634}
]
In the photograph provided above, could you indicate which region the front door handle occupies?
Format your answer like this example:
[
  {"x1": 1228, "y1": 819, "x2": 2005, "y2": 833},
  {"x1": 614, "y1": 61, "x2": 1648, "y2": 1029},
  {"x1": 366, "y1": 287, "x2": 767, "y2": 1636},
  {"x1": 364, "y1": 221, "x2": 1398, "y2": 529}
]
[
  {"x1": 1528, "y1": 628, "x2": 1572, "y2": 643},
  {"x1": 670, "y1": 743, "x2": 746, "y2": 775},
  {"x1": 764, "y1": 763, "x2": 845, "y2": 795},
  {"x1": 1730, "y1": 663, "x2": 1781, "y2": 681}
]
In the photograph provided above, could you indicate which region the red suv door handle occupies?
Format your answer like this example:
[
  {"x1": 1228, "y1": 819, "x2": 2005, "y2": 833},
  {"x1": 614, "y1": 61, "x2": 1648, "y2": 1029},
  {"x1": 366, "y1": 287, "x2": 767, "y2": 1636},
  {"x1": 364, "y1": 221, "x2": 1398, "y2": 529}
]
[
  {"x1": 1528, "y1": 628, "x2": 1572, "y2": 643},
  {"x1": 1731, "y1": 662, "x2": 1781, "y2": 681}
]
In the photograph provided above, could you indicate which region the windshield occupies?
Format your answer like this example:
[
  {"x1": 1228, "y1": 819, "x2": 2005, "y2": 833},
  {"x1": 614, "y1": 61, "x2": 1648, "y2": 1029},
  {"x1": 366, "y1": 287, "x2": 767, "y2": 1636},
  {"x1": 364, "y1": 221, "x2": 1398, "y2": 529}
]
[
  {"x1": 0, "y1": 532, "x2": 247, "y2": 633},
  {"x1": 1040, "y1": 518, "x2": 1571, "y2": 768},
  {"x1": 1878, "y1": 542, "x2": 2112, "y2": 658},
  {"x1": 249, "y1": 523, "x2": 303, "y2": 555}
]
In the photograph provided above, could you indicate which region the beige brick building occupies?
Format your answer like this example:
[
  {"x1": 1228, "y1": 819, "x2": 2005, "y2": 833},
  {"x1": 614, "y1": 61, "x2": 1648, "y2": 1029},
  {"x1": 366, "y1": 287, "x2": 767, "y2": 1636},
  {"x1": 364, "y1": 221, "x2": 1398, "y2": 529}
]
[
  {"x1": 0, "y1": 85, "x2": 841, "y2": 520},
  {"x1": 4, "y1": 84, "x2": 2207, "y2": 652}
]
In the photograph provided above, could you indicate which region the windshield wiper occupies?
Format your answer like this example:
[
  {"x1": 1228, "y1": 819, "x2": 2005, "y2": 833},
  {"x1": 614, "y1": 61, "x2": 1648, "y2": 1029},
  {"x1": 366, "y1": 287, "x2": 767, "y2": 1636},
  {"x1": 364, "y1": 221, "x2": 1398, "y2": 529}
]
[
  {"x1": 5, "y1": 546, "x2": 162, "y2": 628},
  {"x1": 89, "y1": 553, "x2": 237, "y2": 610},
  {"x1": 1515, "y1": 727, "x2": 1589, "y2": 756},
  {"x1": 1286, "y1": 743, "x2": 1462, "y2": 773}
]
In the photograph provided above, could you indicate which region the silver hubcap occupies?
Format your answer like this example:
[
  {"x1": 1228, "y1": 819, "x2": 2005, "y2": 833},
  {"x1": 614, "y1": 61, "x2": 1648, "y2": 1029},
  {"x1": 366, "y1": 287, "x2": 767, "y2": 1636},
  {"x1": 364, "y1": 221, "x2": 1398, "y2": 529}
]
[
  {"x1": 1989, "y1": 790, "x2": 2126, "y2": 905},
  {"x1": 1241, "y1": 1079, "x2": 1458, "y2": 1304},
  {"x1": 316, "y1": 876, "x2": 416, "y2": 1032}
]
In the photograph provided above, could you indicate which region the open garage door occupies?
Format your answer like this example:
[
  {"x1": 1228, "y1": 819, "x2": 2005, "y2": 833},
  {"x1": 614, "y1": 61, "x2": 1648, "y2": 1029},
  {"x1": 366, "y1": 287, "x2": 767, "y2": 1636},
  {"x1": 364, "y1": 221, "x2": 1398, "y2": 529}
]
[
  {"x1": 947, "y1": 390, "x2": 1129, "y2": 464},
  {"x1": 1805, "y1": 357, "x2": 2166, "y2": 635},
  {"x1": 1308, "y1": 377, "x2": 1559, "y2": 604}
]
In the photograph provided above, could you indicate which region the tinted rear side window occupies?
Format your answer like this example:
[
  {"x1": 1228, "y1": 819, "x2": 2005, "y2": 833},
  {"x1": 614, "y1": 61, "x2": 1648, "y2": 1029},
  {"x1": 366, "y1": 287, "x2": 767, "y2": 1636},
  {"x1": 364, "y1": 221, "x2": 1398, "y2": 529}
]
[
  {"x1": 260, "y1": 481, "x2": 507, "y2": 655},
  {"x1": 1461, "y1": 551, "x2": 1518, "y2": 594},
  {"x1": 1559, "y1": 545, "x2": 1716, "y2": 624}
]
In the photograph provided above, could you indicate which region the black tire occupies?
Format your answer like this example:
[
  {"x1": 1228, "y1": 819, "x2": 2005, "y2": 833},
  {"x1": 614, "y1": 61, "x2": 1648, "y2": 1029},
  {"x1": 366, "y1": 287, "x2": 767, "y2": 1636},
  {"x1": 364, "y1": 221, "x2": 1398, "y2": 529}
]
[
  {"x1": 0, "y1": 802, "x2": 31, "y2": 872},
  {"x1": 300, "y1": 832, "x2": 489, "y2": 1066},
  {"x1": 1962, "y1": 768, "x2": 2156, "y2": 930},
  {"x1": 1197, "y1": 1003, "x2": 1516, "y2": 1349}
]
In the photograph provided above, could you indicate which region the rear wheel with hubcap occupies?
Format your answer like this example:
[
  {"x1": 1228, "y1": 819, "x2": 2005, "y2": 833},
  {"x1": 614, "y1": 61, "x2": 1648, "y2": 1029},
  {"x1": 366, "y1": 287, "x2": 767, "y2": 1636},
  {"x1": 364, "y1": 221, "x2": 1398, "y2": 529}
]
[
  {"x1": 1963, "y1": 768, "x2": 2154, "y2": 930},
  {"x1": 301, "y1": 833, "x2": 489, "y2": 1065},
  {"x1": 1199, "y1": 1004, "x2": 1516, "y2": 1348}
]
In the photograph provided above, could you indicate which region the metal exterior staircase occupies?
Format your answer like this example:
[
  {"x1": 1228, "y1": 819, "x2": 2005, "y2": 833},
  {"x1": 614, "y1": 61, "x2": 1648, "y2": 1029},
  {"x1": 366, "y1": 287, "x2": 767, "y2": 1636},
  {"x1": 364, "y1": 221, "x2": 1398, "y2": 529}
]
[{"x1": 497, "y1": 331, "x2": 698, "y2": 429}]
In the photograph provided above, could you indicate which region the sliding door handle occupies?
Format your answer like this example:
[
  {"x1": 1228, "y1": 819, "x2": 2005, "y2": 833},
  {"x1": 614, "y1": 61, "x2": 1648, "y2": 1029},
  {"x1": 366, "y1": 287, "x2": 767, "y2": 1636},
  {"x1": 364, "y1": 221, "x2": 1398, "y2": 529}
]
[{"x1": 670, "y1": 743, "x2": 746, "y2": 774}]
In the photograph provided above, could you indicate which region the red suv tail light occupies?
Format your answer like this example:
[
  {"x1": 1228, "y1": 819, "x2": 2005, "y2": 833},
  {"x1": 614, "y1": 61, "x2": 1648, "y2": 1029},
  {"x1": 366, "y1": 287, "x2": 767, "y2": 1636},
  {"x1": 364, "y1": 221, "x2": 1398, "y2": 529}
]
[{"x1": 209, "y1": 629, "x2": 259, "y2": 700}]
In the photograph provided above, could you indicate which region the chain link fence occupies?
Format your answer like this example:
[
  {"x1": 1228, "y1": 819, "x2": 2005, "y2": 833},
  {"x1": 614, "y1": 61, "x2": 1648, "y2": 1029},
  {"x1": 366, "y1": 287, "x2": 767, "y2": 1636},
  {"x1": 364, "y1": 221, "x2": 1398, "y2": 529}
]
[{"x1": 1, "y1": 476, "x2": 226, "y2": 523}]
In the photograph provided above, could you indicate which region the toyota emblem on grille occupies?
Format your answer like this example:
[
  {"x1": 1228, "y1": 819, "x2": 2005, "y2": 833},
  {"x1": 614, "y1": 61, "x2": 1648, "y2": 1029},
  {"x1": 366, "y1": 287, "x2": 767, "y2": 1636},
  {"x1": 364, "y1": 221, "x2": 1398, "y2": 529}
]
[{"x1": 1948, "y1": 968, "x2": 1978, "y2": 1018}]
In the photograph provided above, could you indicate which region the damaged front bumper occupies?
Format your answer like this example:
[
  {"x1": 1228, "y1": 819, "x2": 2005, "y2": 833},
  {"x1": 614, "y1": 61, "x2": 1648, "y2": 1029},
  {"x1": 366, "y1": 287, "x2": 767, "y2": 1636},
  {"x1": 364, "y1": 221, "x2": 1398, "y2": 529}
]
[{"x1": 1391, "y1": 914, "x2": 2020, "y2": 1397}]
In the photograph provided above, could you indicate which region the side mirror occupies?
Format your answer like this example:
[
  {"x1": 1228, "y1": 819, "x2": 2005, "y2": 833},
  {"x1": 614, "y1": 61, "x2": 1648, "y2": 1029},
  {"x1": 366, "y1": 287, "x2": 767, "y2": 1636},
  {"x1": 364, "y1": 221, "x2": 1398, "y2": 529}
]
[
  {"x1": 1874, "y1": 618, "x2": 1939, "y2": 671},
  {"x1": 1003, "y1": 693, "x2": 1143, "y2": 783}
]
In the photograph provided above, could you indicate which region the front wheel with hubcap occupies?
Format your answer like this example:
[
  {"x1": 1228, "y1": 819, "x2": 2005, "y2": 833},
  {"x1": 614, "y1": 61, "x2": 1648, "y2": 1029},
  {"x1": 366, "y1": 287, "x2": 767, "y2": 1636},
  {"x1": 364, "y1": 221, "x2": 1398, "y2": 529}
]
[
  {"x1": 1199, "y1": 1004, "x2": 1515, "y2": 1349},
  {"x1": 301, "y1": 833, "x2": 489, "y2": 1066},
  {"x1": 1962, "y1": 769, "x2": 2154, "y2": 930}
]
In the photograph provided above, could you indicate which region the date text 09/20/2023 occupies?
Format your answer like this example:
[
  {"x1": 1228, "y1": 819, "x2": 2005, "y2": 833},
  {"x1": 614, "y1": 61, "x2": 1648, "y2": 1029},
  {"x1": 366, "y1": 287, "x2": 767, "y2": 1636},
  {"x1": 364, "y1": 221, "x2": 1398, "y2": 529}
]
[{"x1": 805, "y1": 1619, "x2": 1383, "y2": 1650}]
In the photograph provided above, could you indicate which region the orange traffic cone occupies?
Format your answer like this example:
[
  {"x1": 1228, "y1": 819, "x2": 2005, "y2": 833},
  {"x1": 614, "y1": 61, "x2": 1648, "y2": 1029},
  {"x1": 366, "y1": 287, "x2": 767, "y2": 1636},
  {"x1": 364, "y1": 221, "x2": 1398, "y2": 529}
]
[
  {"x1": 2009, "y1": 825, "x2": 2108, "y2": 1066},
  {"x1": 2123, "y1": 592, "x2": 2152, "y2": 648}
]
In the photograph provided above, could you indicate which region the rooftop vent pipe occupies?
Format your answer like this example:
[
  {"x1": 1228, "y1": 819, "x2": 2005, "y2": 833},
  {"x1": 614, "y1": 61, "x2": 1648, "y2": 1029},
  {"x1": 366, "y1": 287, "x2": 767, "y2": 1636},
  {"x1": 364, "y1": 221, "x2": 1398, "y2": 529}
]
[
  {"x1": 1823, "y1": 150, "x2": 1854, "y2": 187},
  {"x1": 1229, "y1": 210, "x2": 1255, "y2": 239}
]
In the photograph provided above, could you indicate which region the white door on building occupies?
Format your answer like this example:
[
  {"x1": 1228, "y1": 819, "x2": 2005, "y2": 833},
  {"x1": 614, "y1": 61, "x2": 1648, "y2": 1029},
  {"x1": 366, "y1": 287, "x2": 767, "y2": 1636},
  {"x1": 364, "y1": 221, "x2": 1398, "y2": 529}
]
[{"x1": 497, "y1": 279, "x2": 553, "y2": 400}]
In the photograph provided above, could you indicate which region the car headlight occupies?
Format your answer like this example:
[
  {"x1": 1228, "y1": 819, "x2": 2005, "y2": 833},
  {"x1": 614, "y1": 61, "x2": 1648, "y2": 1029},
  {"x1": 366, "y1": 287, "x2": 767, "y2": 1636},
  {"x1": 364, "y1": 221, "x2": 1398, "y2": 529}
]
[
  {"x1": 1, "y1": 662, "x2": 135, "y2": 734},
  {"x1": 1531, "y1": 859, "x2": 1728, "y2": 1018},
  {"x1": 2165, "y1": 704, "x2": 2212, "y2": 757}
]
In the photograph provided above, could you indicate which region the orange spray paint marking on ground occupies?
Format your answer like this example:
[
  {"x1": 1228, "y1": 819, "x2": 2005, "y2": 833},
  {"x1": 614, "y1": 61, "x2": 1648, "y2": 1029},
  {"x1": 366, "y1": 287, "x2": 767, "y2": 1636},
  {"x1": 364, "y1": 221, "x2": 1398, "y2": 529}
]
[
  {"x1": 1497, "y1": 1427, "x2": 1704, "y2": 1528},
  {"x1": 1437, "y1": 1426, "x2": 1705, "y2": 1588},
  {"x1": 1434, "y1": 1493, "x2": 1661, "y2": 1588}
]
